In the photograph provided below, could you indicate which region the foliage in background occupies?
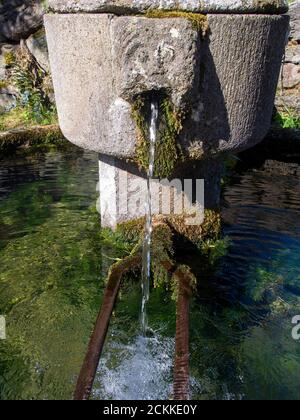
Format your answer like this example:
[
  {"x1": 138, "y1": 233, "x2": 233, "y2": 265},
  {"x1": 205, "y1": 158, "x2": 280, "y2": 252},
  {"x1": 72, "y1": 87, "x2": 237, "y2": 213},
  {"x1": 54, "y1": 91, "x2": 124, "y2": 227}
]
[
  {"x1": 3, "y1": 42, "x2": 57, "y2": 128},
  {"x1": 274, "y1": 108, "x2": 300, "y2": 129}
]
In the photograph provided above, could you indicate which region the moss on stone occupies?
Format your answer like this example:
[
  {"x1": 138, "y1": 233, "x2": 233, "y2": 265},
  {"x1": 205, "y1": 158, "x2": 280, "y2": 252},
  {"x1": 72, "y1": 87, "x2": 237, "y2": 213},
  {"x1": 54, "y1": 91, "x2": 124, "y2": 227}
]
[
  {"x1": 115, "y1": 217, "x2": 146, "y2": 246},
  {"x1": 132, "y1": 94, "x2": 185, "y2": 179},
  {"x1": 145, "y1": 10, "x2": 208, "y2": 37},
  {"x1": 0, "y1": 80, "x2": 8, "y2": 90},
  {"x1": 167, "y1": 209, "x2": 221, "y2": 248},
  {"x1": 0, "y1": 125, "x2": 65, "y2": 155},
  {"x1": 103, "y1": 210, "x2": 226, "y2": 302},
  {"x1": 4, "y1": 51, "x2": 16, "y2": 67}
]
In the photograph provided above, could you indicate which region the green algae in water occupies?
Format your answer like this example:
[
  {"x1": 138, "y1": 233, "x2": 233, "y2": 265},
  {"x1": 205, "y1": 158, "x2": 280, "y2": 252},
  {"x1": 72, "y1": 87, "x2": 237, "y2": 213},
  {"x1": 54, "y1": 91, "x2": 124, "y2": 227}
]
[
  {"x1": 1, "y1": 149, "x2": 300, "y2": 400},
  {"x1": 0, "y1": 148, "x2": 106, "y2": 400}
]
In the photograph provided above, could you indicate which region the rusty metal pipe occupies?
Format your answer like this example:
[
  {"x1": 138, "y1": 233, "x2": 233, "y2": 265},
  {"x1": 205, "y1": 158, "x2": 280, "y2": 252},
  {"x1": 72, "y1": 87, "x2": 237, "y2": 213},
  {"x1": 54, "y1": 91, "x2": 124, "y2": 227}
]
[
  {"x1": 73, "y1": 253, "x2": 141, "y2": 400},
  {"x1": 173, "y1": 267, "x2": 193, "y2": 400}
]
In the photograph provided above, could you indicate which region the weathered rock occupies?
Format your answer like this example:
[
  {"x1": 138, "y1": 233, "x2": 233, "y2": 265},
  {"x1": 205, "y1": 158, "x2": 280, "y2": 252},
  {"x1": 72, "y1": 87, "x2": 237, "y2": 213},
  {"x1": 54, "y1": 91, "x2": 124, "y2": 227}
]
[
  {"x1": 285, "y1": 44, "x2": 300, "y2": 65},
  {"x1": 0, "y1": 0, "x2": 44, "y2": 44},
  {"x1": 263, "y1": 159, "x2": 300, "y2": 176},
  {"x1": 48, "y1": 0, "x2": 289, "y2": 14},
  {"x1": 276, "y1": 87, "x2": 300, "y2": 113},
  {"x1": 290, "y1": 1, "x2": 300, "y2": 42},
  {"x1": 45, "y1": 13, "x2": 289, "y2": 158},
  {"x1": 0, "y1": 44, "x2": 18, "y2": 113},
  {"x1": 0, "y1": 53, "x2": 6, "y2": 81},
  {"x1": 0, "y1": 92, "x2": 16, "y2": 113},
  {"x1": 0, "y1": 44, "x2": 16, "y2": 79},
  {"x1": 183, "y1": 14, "x2": 289, "y2": 156},
  {"x1": 25, "y1": 29, "x2": 50, "y2": 72},
  {"x1": 282, "y1": 62, "x2": 300, "y2": 88}
]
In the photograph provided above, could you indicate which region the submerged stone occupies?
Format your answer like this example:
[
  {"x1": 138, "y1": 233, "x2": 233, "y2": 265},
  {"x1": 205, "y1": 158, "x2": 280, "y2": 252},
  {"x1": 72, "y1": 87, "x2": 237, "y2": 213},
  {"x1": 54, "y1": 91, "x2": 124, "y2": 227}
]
[{"x1": 48, "y1": 0, "x2": 289, "y2": 14}]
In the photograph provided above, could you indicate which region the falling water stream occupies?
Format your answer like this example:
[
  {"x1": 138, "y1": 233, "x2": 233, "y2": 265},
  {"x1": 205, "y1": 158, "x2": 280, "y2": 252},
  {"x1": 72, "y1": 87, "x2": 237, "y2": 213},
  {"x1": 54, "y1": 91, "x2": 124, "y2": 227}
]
[{"x1": 141, "y1": 101, "x2": 159, "y2": 335}]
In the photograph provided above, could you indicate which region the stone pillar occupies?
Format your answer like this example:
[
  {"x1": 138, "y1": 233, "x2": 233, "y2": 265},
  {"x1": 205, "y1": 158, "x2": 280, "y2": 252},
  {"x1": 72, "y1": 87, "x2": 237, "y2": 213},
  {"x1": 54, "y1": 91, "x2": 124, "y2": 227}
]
[{"x1": 98, "y1": 154, "x2": 223, "y2": 228}]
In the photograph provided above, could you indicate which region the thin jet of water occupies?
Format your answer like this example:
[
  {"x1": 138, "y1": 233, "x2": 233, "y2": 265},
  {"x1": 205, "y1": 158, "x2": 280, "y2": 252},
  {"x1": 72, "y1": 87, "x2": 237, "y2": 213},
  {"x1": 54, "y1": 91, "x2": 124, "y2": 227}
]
[{"x1": 141, "y1": 101, "x2": 159, "y2": 335}]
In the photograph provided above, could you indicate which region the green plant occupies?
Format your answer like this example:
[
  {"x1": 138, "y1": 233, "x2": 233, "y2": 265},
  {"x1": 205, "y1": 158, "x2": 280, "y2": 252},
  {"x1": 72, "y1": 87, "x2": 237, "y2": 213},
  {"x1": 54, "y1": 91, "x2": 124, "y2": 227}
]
[
  {"x1": 274, "y1": 108, "x2": 300, "y2": 129},
  {"x1": 9, "y1": 45, "x2": 57, "y2": 125},
  {"x1": 4, "y1": 51, "x2": 16, "y2": 67}
]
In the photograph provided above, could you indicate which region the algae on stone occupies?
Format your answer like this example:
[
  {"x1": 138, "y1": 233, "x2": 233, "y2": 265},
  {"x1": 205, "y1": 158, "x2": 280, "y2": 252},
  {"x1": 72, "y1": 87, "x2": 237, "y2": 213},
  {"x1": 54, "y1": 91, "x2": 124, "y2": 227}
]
[{"x1": 132, "y1": 94, "x2": 185, "y2": 178}]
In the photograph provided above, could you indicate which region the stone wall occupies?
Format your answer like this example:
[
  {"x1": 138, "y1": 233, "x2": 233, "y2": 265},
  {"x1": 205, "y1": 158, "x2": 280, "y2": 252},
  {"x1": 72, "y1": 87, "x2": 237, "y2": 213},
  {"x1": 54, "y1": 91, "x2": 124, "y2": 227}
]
[
  {"x1": 276, "y1": 1, "x2": 300, "y2": 115},
  {"x1": 0, "y1": 0, "x2": 52, "y2": 114}
]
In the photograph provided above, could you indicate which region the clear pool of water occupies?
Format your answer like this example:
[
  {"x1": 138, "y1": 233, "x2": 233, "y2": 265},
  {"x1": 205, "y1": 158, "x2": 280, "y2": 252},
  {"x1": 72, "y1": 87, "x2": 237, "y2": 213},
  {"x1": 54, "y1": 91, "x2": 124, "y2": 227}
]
[{"x1": 0, "y1": 147, "x2": 299, "y2": 400}]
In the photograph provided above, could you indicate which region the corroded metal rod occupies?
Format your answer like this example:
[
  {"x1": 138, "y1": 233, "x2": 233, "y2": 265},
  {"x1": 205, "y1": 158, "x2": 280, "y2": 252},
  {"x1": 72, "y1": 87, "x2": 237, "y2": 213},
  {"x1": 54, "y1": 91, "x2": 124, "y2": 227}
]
[
  {"x1": 73, "y1": 253, "x2": 141, "y2": 400},
  {"x1": 173, "y1": 267, "x2": 193, "y2": 400}
]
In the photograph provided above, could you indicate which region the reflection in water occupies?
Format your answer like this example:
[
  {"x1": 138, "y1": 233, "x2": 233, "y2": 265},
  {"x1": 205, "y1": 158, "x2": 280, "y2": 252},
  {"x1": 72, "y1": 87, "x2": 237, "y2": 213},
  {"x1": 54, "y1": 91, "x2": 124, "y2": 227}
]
[
  {"x1": 0, "y1": 148, "x2": 300, "y2": 400},
  {"x1": 189, "y1": 168, "x2": 300, "y2": 400}
]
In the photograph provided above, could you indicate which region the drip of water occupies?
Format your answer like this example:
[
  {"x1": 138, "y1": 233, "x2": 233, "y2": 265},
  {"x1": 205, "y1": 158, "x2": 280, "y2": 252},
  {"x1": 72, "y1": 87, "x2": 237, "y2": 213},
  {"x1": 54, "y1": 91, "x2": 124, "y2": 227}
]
[{"x1": 141, "y1": 101, "x2": 159, "y2": 335}]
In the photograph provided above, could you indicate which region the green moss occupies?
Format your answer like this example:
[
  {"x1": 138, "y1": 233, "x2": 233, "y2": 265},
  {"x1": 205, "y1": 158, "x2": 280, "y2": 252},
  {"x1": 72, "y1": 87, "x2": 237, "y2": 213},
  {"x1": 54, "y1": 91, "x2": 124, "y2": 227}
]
[
  {"x1": 0, "y1": 125, "x2": 65, "y2": 155},
  {"x1": 170, "y1": 264, "x2": 197, "y2": 302},
  {"x1": 102, "y1": 218, "x2": 145, "y2": 251},
  {"x1": 132, "y1": 94, "x2": 185, "y2": 178},
  {"x1": 200, "y1": 236, "x2": 231, "y2": 267},
  {"x1": 105, "y1": 210, "x2": 225, "y2": 299},
  {"x1": 0, "y1": 80, "x2": 8, "y2": 90},
  {"x1": 168, "y1": 209, "x2": 222, "y2": 248},
  {"x1": 4, "y1": 51, "x2": 16, "y2": 67},
  {"x1": 145, "y1": 10, "x2": 208, "y2": 36}
]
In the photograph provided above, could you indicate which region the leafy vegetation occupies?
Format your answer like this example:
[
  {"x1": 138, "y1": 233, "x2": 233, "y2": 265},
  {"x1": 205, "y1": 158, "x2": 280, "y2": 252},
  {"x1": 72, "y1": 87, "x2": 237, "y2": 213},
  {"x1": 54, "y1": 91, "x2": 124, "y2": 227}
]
[
  {"x1": 274, "y1": 108, "x2": 300, "y2": 129},
  {"x1": 2, "y1": 43, "x2": 57, "y2": 130}
]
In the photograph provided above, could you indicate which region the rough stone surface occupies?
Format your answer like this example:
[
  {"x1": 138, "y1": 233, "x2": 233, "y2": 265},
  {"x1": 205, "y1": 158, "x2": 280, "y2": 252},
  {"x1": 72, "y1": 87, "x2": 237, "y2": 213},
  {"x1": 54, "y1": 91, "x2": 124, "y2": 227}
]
[
  {"x1": 282, "y1": 62, "x2": 300, "y2": 88},
  {"x1": 183, "y1": 14, "x2": 289, "y2": 155},
  {"x1": 290, "y1": 1, "x2": 300, "y2": 42},
  {"x1": 45, "y1": 13, "x2": 289, "y2": 158},
  {"x1": 25, "y1": 29, "x2": 50, "y2": 72},
  {"x1": 0, "y1": 0, "x2": 44, "y2": 43},
  {"x1": 275, "y1": 2, "x2": 300, "y2": 115},
  {"x1": 285, "y1": 44, "x2": 300, "y2": 65},
  {"x1": 98, "y1": 154, "x2": 220, "y2": 228},
  {"x1": 0, "y1": 44, "x2": 18, "y2": 114},
  {"x1": 48, "y1": 0, "x2": 289, "y2": 14},
  {"x1": 45, "y1": 14, "x2": 201, "y2": 157},
  {"x1": 0, "y1": 92, "x2": 16, "y2": 113}
]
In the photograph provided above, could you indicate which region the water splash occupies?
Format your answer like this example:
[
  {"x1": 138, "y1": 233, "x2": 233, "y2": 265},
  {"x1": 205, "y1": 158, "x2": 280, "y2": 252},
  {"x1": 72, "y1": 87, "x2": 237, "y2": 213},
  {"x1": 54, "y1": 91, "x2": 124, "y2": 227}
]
[
  {"x1": 141, "y1": 101, "x2": 159, "y2": 335},
  {"x1": 92, "y1": 333, "x2": 174, "y2": 400}
]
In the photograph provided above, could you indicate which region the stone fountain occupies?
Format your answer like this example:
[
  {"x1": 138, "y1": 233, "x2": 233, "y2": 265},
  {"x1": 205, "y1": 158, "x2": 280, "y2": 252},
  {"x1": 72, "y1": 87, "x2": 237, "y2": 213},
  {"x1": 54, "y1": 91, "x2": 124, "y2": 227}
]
[{"x1": 44, "y1": 0, "x2": 290, "y2": 229}]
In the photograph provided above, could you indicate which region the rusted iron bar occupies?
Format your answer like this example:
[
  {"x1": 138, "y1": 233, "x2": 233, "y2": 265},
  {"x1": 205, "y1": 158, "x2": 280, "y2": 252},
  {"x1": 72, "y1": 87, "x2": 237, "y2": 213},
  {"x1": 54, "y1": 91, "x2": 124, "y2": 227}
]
[
  {"x1": 73, "y1": 252, "x2": 141, "y2": 400},
  {"x1": 173, "y1": 267, "x2": 193, "y2": 401}
]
